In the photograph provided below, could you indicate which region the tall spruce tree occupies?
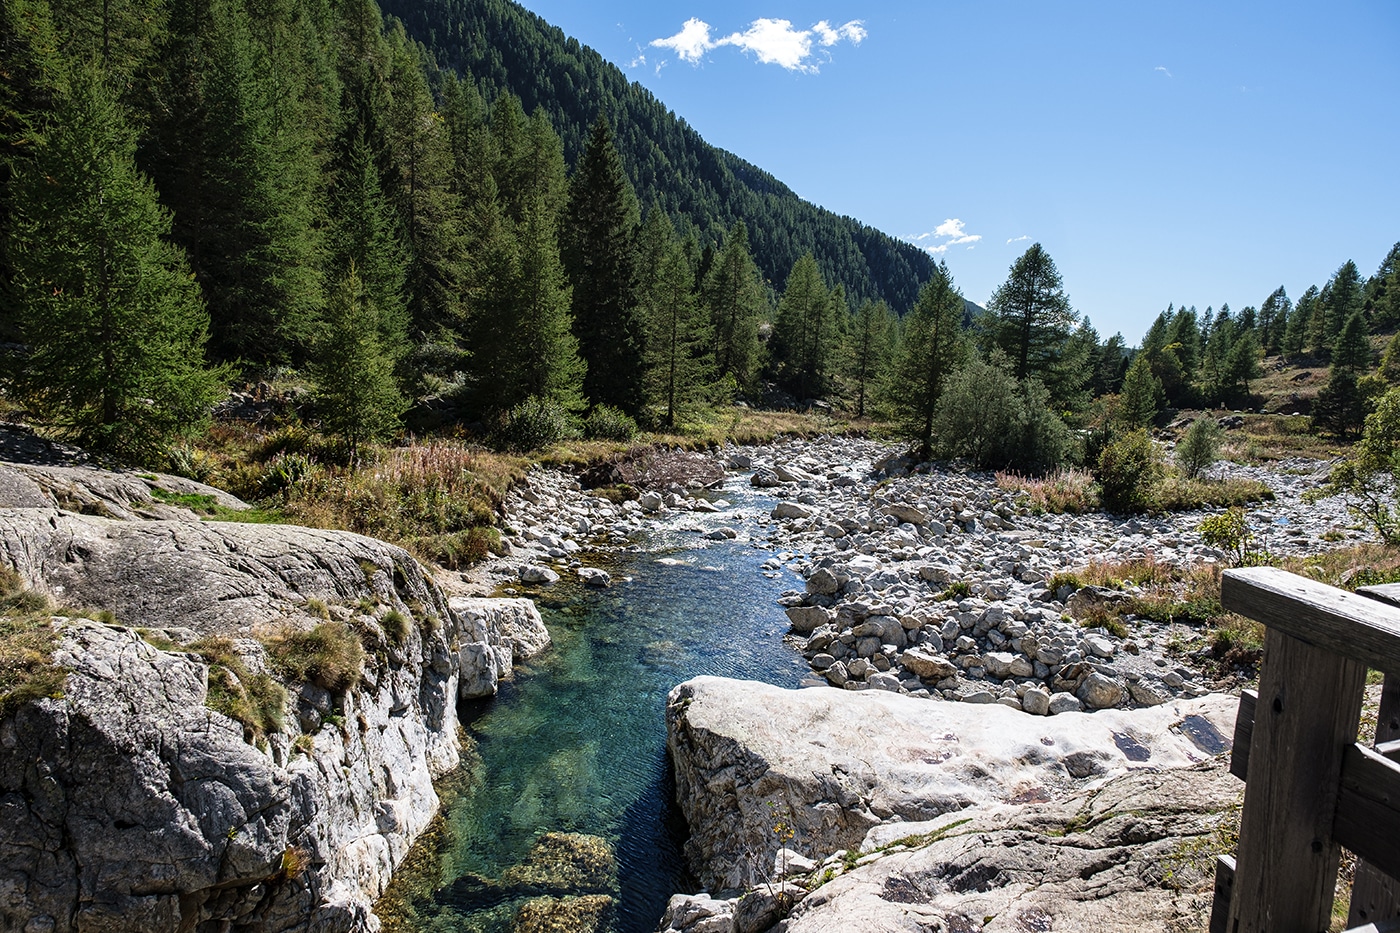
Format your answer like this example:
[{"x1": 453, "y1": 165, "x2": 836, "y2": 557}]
[
  {"x1": 1366, "y1": 243, "x2": 1400, "y2": 330},
  {"x1": 1332, "y1": 310, "x2": 1372, "y2": 373},
  {"x1": 560, "y1": 115, "x2": 644, "y2": 415},
  {"x1": 887, "y1": 263, "x2": 966, "y2": 459},
  {"x1": 703, "y1": 220, "x2": 765, "y2": 392},
  {"x1": 7, "y1": 63, "x2": 227, "y2": 460},
  {"x1": 1258, "y1": 286, "x2": 1290, "y2": 354},
  {"x1": 1117, "y1": 355, "x2": 1163, "y2": 428},
  {"x1": 772, "y1": 253, "x2": 838, "y2": 400}
]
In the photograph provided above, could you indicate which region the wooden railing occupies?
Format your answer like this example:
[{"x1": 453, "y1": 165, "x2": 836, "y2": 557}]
[{"x1": 1210, "y1": 567, "x2": 1400, "y2": 933}]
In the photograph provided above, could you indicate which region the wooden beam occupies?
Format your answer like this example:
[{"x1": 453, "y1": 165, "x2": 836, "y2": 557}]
[
  {"x1": 1226, "y1": 627, "x2": 1367, "y2": 933},
  {"x1": 1221, "y1": 568, "x2": 1400, "y2": 673},
  {"x1": 1351, "y1": 598, "x2": 1400, "y2": 927},
  {"x1": 1231, "y1": 689, "x2": 1257, "y2": 781},
  {"x1": 1359, "y1": 584, "x2": 1400, "y2": 609},
  {"x1": 1210, "y1": 855, "x2": 1235, "y2": 933},
  {"x1": 1337, "y1": 742, "x2": 1400, "y2": 883}
]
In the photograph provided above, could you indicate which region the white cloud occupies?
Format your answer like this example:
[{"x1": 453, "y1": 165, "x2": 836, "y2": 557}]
[
  {"x1": 651, "y1": 18, "x2": 717, "y2": 64},
  {"x1": 1155, "y1": 65, "x2": 1173, "y2": 78},
  {"x1": 1007, "y1": 234, "x2": 1031, "y2": 244},
  {"x1": 906, "y1": 218, "x2": 982, "y2": 255},
  {"x1": 650, "y1": 16, "x2": 864, "y2": 72}
]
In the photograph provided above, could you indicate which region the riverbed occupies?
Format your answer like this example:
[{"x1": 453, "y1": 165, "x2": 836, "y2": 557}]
[{"x1": 379, "y1": 479, "x2": 805, "y2": 933}]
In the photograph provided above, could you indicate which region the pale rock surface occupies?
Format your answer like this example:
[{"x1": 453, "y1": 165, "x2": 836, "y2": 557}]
[{"x1": 666, "y1": 676, "x2": 1234, "y2": 892}]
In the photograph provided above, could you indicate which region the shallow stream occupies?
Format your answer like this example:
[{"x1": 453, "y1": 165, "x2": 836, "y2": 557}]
[{"x1": 381, "y1": 479, "x2": 805, "y2": 933}]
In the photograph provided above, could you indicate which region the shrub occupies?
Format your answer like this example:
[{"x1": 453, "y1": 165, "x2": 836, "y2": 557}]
[
  {"x1": 1095, "y1": 428, "x2": 1163, "y2": 513},
  {"x1": 380, "y1": 609, "x2": 410, "y2": 647},
  {"x1": 1177, "y1": 418, "x2": 1222, "y2": 480},
  {"x1": 584, "y1": 405, "x2": 638, "y2": 441},
  {"x1": 499, "y1": 396, "x2": 576, "y2": 451},
  {"x1": 1313, "y1": 387, "x2": 1400, "y2": 544},
  {"x1": 266, "y1": 622, "x2": 365, "y2": 693},
  {"x1": 933, "y1": 353, "x2": 1075, "y2": 472},
  {"x1": 996, "y1": 468, "x2": 1097, "y2": 514},
  {"x1": 1198, "y1": 507, "x2": 1273, "y2": 567}
]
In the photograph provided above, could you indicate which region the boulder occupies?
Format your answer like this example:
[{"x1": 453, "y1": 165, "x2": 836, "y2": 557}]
[
  {"x1": 750, "y1": 468, "x2": 782, "y2": 488},
  {"x1": 900, "y1": 648, "x2": 958, "y2": 681},
  {"x1": 772, "y1": 501, "x2": 813, "y2": 520},
  {"x1": 785, "y1": 606, "x2": 829, "y2": 634},
  {"x1": 805, "y1": 568, "x2": 842, "y2": 596},
  {"x1": 520, "y1": 565, "x2": 561, "y2": 585},
  {"x1": 639, "y1": 491, "x2": 664, "y2": 512},
  {"x1": 577, "y1": 567, "x2": 612, "y2": 588},
  {"x1": 1078, "y1": 672, "x2": 1126, "y2": 710},
  {"x1": 666, "y1": 676, "x2": 1235, "y2": 892},
  {"x1": 882, "y1": 503, "x2": 928, "y2": 526}
]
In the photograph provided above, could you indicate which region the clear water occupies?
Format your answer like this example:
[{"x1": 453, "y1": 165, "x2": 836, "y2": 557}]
[{"x1": 381, "y1": 481, "x2": 806, "y2": 933}]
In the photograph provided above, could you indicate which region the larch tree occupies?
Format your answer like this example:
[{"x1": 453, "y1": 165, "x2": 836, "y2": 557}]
[
  {"x1": 887, "y1": 263, "x2": 966, "y2": 459},
  {"x1": 1117, "y1": 355, "x2": 1163, "y2": 428},
  {"x1": 772, "y1": 253, "x2": 838, "y2": 400},
  {"x1": 844, "y1": 299, "x2": 896, "y2": 418},
  {"x1": 642, "y1": 234, "x2": 710, "y2": 428},
  {"x1": 560, "y1": 114, "x2": 644, "y2": 415},
  {"x1": 986, "y1": 242, "x2": 1084, "y2": 409},
  {"x1": 311, "y1": 266, "x2": 406, "y2": 463},
  {"x1": 6, "y1": 63, "x2": 228, "y2": 461},
  {"x1": 703, "y1": 220, "x2": 765, "y2": 392}
]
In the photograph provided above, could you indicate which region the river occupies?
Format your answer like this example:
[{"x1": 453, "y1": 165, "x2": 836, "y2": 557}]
[{"x1": 379, "y1": 478, "x2": 805, "y2": 933}]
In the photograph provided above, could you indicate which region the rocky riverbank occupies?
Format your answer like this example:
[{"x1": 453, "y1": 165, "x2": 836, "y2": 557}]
[
  {"x1": 479, "y1": 434, "x2": 1361, "y2": 715},
  {"x1": 0, "y1": 434, "x2": 549, "y2": 933}
]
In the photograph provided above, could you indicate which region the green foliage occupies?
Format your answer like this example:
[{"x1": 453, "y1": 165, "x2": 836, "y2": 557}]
[
  {"x1": 1314, "y1": 386, "x2": 1400, "y2": 544},
  {"x1": 703, "y1": 221, "x2": 766, "y2": 391},
  {"x1": 1177, "y1": 417, "x2": 1223, "y2": 480},
  {"x1": 1116, "y1": 354, "x2": 1162, "y2": 428},
  {"x1": 1312, "y1": 366, "x2": 1371, "y2": 441},
  {"x1": 932, "y1": 351, "x2": 1074, "y2": 473},
  {"x1": 1198, "y1": 508, "x2": 1273, "y2": 567},
  {"x1": 561, "y1": 115, "x2": 645, "y2": 415},
  {"x1": 310, "y1": 269, "x2": 408, "y2": 462},
  {"x1": 1331, "y1": 310, "x2": 1372, "y2": 373},
  {"x1": 888, "y1": 264, "x2": 966, "y2": 459},
  {"x1": 1094, "y1": 429, "x2": 1163, "y2": 513},
  {"x1": 844, "y1": 299, "x2": 896, "y2": 419},
  {"x1": 641, "y1": 230, "x2": 712, "y2": 428},
  {"x1": 583, "y1": 405, "x2": 638, "y2": 441},
  {"x1": 499, "y1": 395, "x2": 576, "y2": 451},
  {"x1": 772, "y1": 254, "x2": 841, "y2": 400},
  {"x1": 266, "y1": 621, "x2": 365, "y2": 693},
  {"x1": 6, "y1": 62, "x2": 230, "y2": 463},
  {"x1": 985, "y1": 242, "x2": 1086, "y2": 411},
  {"x1": 381, "y1": 609, "x2": 410, "y2": 647}
]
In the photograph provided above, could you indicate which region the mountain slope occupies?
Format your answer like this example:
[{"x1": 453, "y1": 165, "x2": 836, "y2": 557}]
[{"x1": 382, "y1": 0, "x2": 937, "y2": 311}]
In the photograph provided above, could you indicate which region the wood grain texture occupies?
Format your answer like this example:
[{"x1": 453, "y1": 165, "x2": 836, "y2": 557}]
[
  {"x1": 1226, "y1": 627, "x2": 1367, "y2": 933},
  {"x1": 1350, "y1": 602, "x2": 1400, "y2": 926},
  {"x1": 1336, "y1": 743, "x2": 1400, "y2": 880},
  {"x1": 1231, "y1": 689, "x2": 1257, "y2": 781},
  {"x1": 1222, "y1": 567, "x2": 1400, "y2": 673}
]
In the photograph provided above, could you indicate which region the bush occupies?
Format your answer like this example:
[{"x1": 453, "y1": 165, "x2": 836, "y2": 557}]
[
  {"x1": 267, "y1": 621, "x2": 365, "y2": 693},
  {"x1": 933, "y1": 353, "x2": 1075, "y2": 473},
  {"x1": 1095, "y1": 428, "x2": 1163, "y2": 513},
  {"x1": 1177, "y1": 418, "x2": 1222, "y2": 480},
  {"x1": 584, "y1": 405, "x2": 638, "y2": 441},
  {"x1": 1313, "y1": 386, "x2": 1400, "y2": 543},
  {"x1": 498, "y1": 396, "x2": 576, "y2": 451},
  {"x1": 1199, "y1": 507, "x2": 1273, "y2": 566}
]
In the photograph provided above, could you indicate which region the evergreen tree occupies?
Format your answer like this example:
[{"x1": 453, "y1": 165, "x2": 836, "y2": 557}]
[
  {"x1": 1332, "y1": 310, "x2": 1372, "y2": 373},
  {"x1": 1365, "y1": 243, "x2": 1400, "y2": 331},
  {"x1": 1380, "y1": 332, "x2": 1400, "y2": 384},
  {"x1": 641, "y1": 236, "x2": 710, "y2": 428},
  {"x1": 1224, "y1": 329, "x2": 1264, "y2": 399},
  {"x1": 6, "y1": 63, "x2": 228, "y2": 460},
  {"x1": 1090, "y1": 332, "x2": 1128, "y2": 396},
  {"x1": 844, "y1": 299, "x2": 896, "y2": 418},
  {"x1": 986, "y1": 242, "x2": 1084, "y2": 409},
  {"x1": 311, "y1": 267, "x2": 407, "y2": 462},
  {"x1": 703, "y1": 220, "x2": 765, "y2": 391},
  {"x1": 1282, "y1": 285, "x2": 1318, "y2": 357},
  {"x1": 560, "y1": 114, "x2": 644, "y2": 415},
  {"x1": 772, "y1": 253, "x2": 838, "y2": 399},
  {"x1": 1165, "y1": 307, "x2": 1202, "y2": 377},
  {"x1": 1321, "y1": 260, "x2": 1364, "y2": 346},
  {"x1": 887, "y1": 263, "x2": 966, "y2": 459},
  {"x1": 1313, "y1": 367, "x2": 1368, "y2": 441},
  {"x1": 1258, "y1": 286, "x2": 1290, "y2": 354},
  {"x1": 1117, "y1": 355, "x2": 1163, "y2": 428},
  {"x1": 509, "y1": 196, "x2": 585, "y2": 411}
]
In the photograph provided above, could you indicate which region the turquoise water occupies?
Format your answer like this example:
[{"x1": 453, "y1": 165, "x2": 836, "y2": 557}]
[{"x1": 385, "y1": 484, "x2": 806, "y2": 933}]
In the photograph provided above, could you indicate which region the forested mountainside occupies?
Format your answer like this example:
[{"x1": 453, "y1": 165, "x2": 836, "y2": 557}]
[{"x1": 380, "y1": 0, "x2": 938, "y2": 312}]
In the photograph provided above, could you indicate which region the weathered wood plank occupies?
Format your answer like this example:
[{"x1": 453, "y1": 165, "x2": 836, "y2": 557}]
[
  {"x1": 1359, "y1": 583, "x2": 1400, "y2": 609},
  {"x1": 1351, "y1": 602, "x2": 1400, "y2": 926},
  {"x1": 1344, "y1": 920, "x2": 1400, "y2": 933},
  {"x1": 1209, "y1": 855, "x2": 1235, "y2": 933},
  {"x1": 1337, "y1": 743, "x2": 1400, "y2": 891},
  {"x1": 1226, "y1": 627, "x2": 1367, "y2": 933},
  {"x1": 1231, "y1": 689, "x2": 1257, "y2": 781},
  {"x1": 1221, "y1": 567, "x2": 1400, "y2": 674}
]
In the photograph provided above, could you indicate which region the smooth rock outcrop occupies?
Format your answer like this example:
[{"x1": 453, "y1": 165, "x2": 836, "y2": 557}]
[{"x1": 666, "y1": 676, "x2": 1234, "y2": 892}]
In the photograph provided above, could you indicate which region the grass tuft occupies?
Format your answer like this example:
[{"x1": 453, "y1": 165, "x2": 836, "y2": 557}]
[
  {"x1": 266, "y1": 621, "x2": 365, "y2": 693},
  {"x1": 189, "y1": 636, "x2": 286, "y2": 742}
]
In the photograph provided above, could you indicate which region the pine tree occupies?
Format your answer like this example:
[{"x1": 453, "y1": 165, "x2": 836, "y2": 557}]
[
  {"x1": 845, "y1": 299, "x2": 896, "y2": 418},
  {"x1": 1258, "y1": 286, "x2": 1290, "y2": 354},
  {"x1": 641, "y1": 235, "x2": 710, "y2": 428},
  {"x1": 1117, "y1": 355, "x2": 1163, "y2": 428},
  {"x1": 311, "y1": 267, "x2": 407, "y2": 462},
  {"x1": 1225, "y1": 329, "x2": 1263, "y2": 399},
  {"x1": 703, "y1": 220, "x2": 765, "y2": 391},
  {"x1": 772, "y1": 253, "x2": 837, "y2": 400},
  {"x1": 1313, "y1": 367, "x2": 1368, "y2": 441},
  {"x1": 1366, "y1": 243, "x2": 1400, "y2": 331},
  {"x1": 6, "y1": 63, "x2": 228, "y2": 461},
  {"x1": 560, "y1": 115, "x2": 644, "y2": 415},
  {"x1": 1283, "y1": 286, "x2": 1318, "y2": 357},
  {"x1": 887, "y1": 263, "x2": 966, "y2": 459},
  {"x1": 510, "y1": 196, "x2": 585, "y2": 411},
  {"x1": 1322, "y1": 260, "x2": 1364, "y2": 346},
  {"x1": 986, "y1": 242, "x2": 1084, "y2": 409},
  {"x1": 1332, "y1": 310, "x2": 1372, "y2": 373}
]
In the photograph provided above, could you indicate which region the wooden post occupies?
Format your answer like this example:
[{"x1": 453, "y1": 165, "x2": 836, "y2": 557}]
[
  {"x1": 1225, "y1": 626, "x2": 1367, "y2": 933},
  {"x1": 1350, "y1": 672, "x2": 1400, "y2": 927}
]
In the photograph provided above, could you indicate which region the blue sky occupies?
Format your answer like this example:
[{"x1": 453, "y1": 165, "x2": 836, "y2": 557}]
[{"x1": 514, "y1": 1, "x2": 1399, "y2": 344}]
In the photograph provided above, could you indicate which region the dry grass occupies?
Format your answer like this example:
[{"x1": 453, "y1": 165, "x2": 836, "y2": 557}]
[
  {"x1": 1154, "y1": 475, "x2": 1275, "y2": 511},
  {"x1": 0, "y1": 569, "x2": 65, "y2": 719},
  {"x1": 265, "y1": 621, "x2": 365, "y2": 693},
  {"x1": 189, "y1": 636, "x2": 287, "y2": 742},
  {"x1": 1220, "y1": 413, "x2": 1350, "y2": 462},
  {"x1": 996, "y1": 468, "x2": 1098, "y2": 514}
]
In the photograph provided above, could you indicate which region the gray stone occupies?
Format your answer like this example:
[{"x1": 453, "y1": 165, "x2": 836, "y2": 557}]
[
  {"x1": 520, "y1": 564, "x2": 560, "y2": 585},
  {"x1": 785, "y1": 606, "x2": 829, "y2": 634},
  {"x1": 806, "y1": 568, "x2": 841, "y2": 596},
  {"x1": 899, "y1": 648, "x2": 958, "y2": 681},
  {"x1": 577, "y1": 567, "x2": 612, "y2": 587},
  {"x1": 772, "y1": 501, "x2": 813, "y2": 520},
  {"x1": 1048, "y1": 692, "x2": 1083, "y2": 714},
  {"x1": 1078, "y1": 672, "x2": 1126, "y2": 710},
  {"x1": 1022, "y1": 687, "x2": 1051, "y2": 716}
]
